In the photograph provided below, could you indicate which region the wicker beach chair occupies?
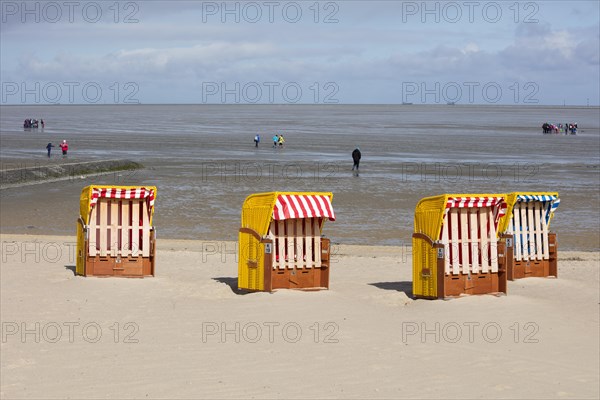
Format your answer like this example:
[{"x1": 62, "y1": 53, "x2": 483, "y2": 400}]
[
  {"x1": 499, "y1": 192, "x2": 560, "y2": 280},
  {"x1": 238, "y1": 192, "x2": 335, "y2": 291},
  {"x1": 412, "y1": 194, "x2": 511, "y2": 299},
  {"x1": 76, "y1": 185, "x2": 157, "y2": 277}
]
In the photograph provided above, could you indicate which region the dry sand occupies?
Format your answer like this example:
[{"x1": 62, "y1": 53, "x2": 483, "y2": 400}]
[{"x1": 0, "y1": 234, "x2": 598, "y2": 399}]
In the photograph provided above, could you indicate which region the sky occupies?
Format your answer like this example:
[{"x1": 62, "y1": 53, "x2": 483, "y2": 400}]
[{"x1": 1, "y1": 0, "x2": 599, "y2": 105}]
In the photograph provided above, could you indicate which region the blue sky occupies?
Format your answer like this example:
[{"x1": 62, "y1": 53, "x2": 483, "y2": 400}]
[{"x1": 1, "y1": 0, "x2": 599, "y2": 105}]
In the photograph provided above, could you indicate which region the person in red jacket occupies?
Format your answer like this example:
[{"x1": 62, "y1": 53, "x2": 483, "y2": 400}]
[{"x1": 59, "y1": 140, "x2": 69, "y2": 157}]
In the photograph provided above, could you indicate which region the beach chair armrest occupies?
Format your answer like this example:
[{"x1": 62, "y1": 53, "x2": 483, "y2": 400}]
[
  {"x1": 77, "y1": 216, "x2": 89, "y2": 239},
  {"x1": 239, "y1": 227, "x2": 261, "y2": 241},
  {"x1": 412, "y1": 232, "x2": 434, "y2": 246},
  {"x1": 548, "y1": 232, "x2": 557, "y2": 258}
]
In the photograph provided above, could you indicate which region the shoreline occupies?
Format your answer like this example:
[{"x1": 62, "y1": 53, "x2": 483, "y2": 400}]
[
  {"x1": 1, "y1": 233, "x2": 598, "y2": 259},
  {"x1": 3, "y1": 103, "x2": 599, "y2": 108}
]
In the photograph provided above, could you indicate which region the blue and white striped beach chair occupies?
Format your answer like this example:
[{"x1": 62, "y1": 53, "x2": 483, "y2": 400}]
[{"x1": 500, "y1": 192, "x2": 560, "y2": 279}]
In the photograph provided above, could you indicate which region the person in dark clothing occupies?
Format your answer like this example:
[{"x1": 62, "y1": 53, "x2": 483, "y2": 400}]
[
  {"x1": 352, "y1": 147, "x2": 361, "y2": 170},
  {"x1": 46, "y1": 142, "x2": 54, "y2": 158}
]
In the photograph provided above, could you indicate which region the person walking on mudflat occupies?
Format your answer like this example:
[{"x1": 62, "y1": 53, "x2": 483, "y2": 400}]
[
  {"x1": 46, "y1": 142, "x2": 54, "y2": 158},
  {"x1": 352, "y1": 147, "x2": 361, "y2": 171},
  {"x1": 59, "y1": 140, "x2": 69, "y2": 157}
]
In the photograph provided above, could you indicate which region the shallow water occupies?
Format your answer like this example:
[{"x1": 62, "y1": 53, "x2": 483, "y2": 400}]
[{"x1": 1, "y1": 104, "x2": 599, "y2": 250}]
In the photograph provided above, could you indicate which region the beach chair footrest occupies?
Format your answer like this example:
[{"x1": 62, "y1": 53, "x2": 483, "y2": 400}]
[
  {"x1": 84, "y1": 255, "x2": 154, "y2": 277},
  {"x1": 510, "y1": 259, "x2": 556, "y2": 280},
  {"x1": 443, "y1": 272, "x2": 503, "y2": 297},
  {"x1": 270, "y1": 267, "x2": 329, "y2": 291}
]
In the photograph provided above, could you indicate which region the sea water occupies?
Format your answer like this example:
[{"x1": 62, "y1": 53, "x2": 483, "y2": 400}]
[{"x1": 1, "y1": 104, "x2": 598, "y2": 250}]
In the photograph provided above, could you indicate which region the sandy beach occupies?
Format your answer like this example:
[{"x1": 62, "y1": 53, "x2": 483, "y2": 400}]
[{"x1": 1, "y1": 233, "x2": 598, "y2": 399}]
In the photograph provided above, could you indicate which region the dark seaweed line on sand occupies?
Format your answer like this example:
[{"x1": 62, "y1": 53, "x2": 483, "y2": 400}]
[{"x1": 0, "y1": 160, "x2": 143, "y2": 188}]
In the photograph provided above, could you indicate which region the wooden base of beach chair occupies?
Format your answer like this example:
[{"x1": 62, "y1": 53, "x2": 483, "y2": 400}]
[
  {"x1": 82, "y1": 232, "x2": 156, "y2": 278},
  {"x1": 507, "y1": 233, "x2": 557, "y2": 280},
  {"x1": 442, "y1": 273, "x2": 502, "y2": 297},
  {"x1": 269, "y1": 267, "x2": 329, "y2": 290},
  {"x1": 416, "y1": 270, "x2": 507, "y2": 300},
  {"x1": 264, "y1": 238, "x2": 330, "y2": 292},
  {"x1": 413, "y1": 235, "x2": 509, "y2": 300},
  {"x1": 84, "y1": 255, "x2": 154, "y2": 277},
  {"x1": 436, "y1": 236, "x2": 509, "y2": 298}
]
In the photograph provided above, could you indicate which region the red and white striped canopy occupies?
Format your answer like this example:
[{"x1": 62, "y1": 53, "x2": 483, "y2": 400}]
[
  {"x1": 90, "y1": 187, "x2": 156, "y2": 212},
  {"x1": 445, "y1": 196, "x2": 507, "y2": 225},
  {"x1": 446, "y1": 196, "x2": 506, "y2": 212},
  {"x1": 273, "y1": 194, "x2": 335, "y2": 221}
]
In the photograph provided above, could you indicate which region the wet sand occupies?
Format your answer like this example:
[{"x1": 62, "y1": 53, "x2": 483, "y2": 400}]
[
  {"x1": 1, "y1": 105, "x2": 599, "y2": 250},
  {"x1": 0, "y1": 159, "x2": 598, "y2": 250}
]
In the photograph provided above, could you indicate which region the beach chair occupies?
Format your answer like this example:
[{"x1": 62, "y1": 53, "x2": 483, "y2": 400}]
[
  {"x1": 238, "y1": 192, "x2": 335, "y2": 291},
  {"x1": 412, "y1": 194, "x2": 511, "y2": 299},
  {"x1": 498, "y1": 192, "x2": 560, "y2": 280},
  {"x1": 76, "y1": 185, "x2": 157, "y2": 277}
]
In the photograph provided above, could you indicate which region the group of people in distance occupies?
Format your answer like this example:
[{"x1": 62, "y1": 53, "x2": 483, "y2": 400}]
[
  {"x1": 272, "y1": 134, "x2": 285, "y2": 148},
  {"x1": 252, "y1": 134, "x2": 362, "y2": 172},
  {"x1": 24, "y1": 118, "x2": 44, "y2": 129},
  {"x1": 252, "y1": 134, "x2": 286, "y2": 148},
  {"x1": 21, "y1": 117, "x2": 68, "y2": 158},
  {"x1": 46, "y1": 140, "x2": 68, "y2": 158},
  {"x1": 542, "y1": 122, "x2": 578, "y2": 134}
]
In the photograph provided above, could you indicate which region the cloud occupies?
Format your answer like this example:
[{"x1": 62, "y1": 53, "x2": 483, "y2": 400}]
[
  {"x1": 15, "y1": 42, "x2": 278, "y2": 81},
  {"x1": 497, "y1": 23, "x2": 597, "y2": 76},
  {"x1": 575, "y1": 37, "x2": 600, "y2": 65},
  {"x1": 2, "y1": 1, "x2": 598, "y2": 104}
]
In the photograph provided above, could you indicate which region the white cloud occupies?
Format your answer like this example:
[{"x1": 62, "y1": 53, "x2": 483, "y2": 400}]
[{"x1": 462, "y1": 43, "x2": 480, "y2": 54}]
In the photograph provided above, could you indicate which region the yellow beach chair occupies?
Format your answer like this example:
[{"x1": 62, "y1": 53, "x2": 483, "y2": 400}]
[
  {"x1": 412, "y1": 194, "x2": 511, "y2": 299},
  {"x1": 499, "y1": 192, "x2": 559, "y2": 280},
  {"x1": 76, "y1": 185, "x2": 157, "y2": 277},
  {"x1": 238, "y1": 192, "x2": 335, "y2": 291}
]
